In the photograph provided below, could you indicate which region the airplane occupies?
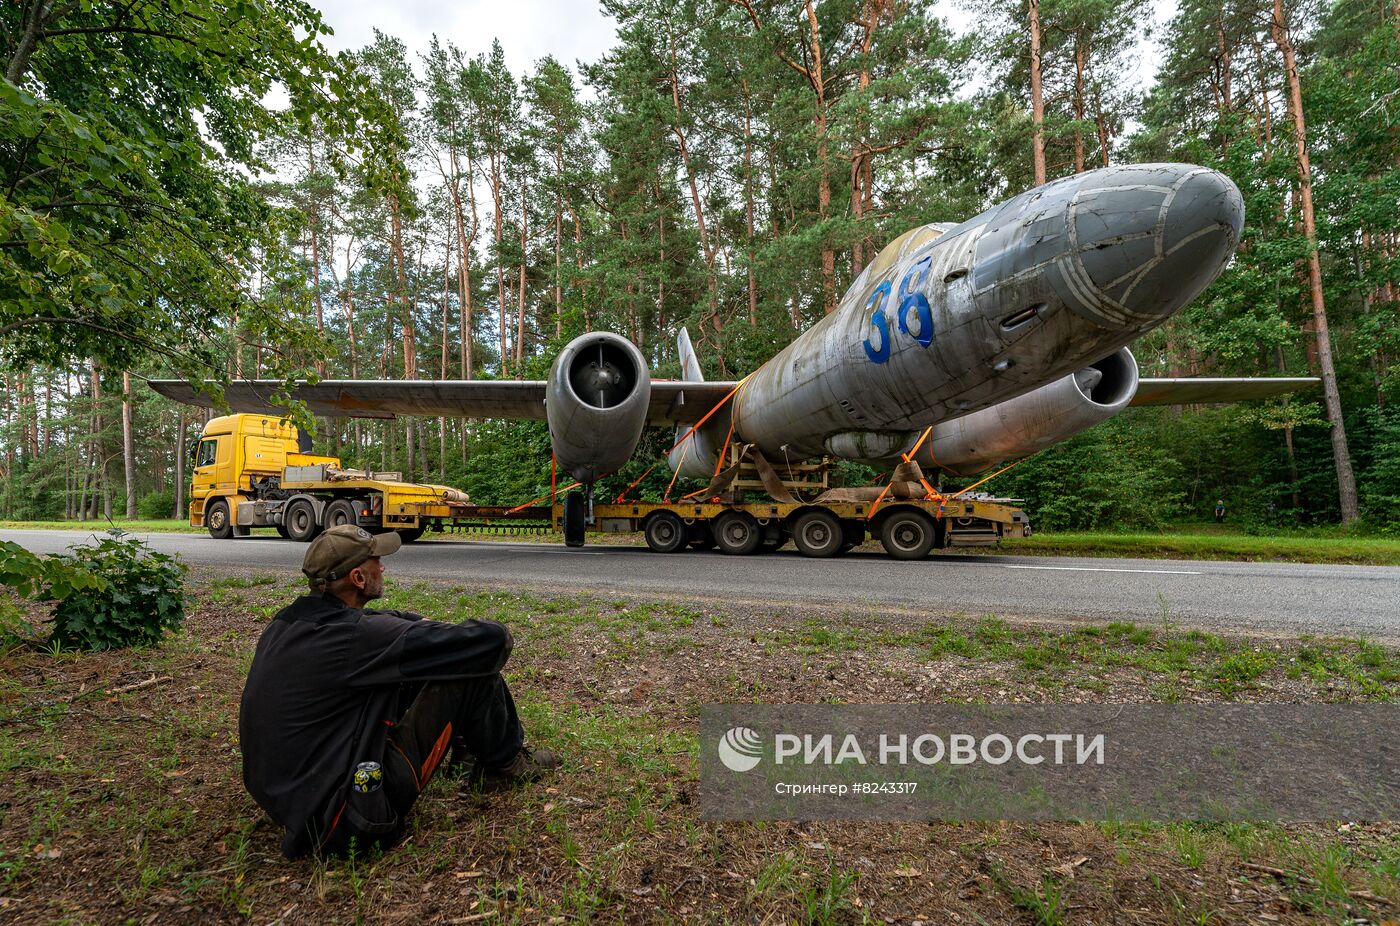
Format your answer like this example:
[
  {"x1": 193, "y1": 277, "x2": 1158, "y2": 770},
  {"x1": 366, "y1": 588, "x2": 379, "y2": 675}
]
[{"x1": 153, "y1": 162, "x2": 1316, "y2": 528}]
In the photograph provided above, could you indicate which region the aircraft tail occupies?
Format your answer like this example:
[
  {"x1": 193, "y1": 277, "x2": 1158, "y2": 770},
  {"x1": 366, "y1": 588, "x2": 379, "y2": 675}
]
[
  {"x1": 669, "y1": 328, "x2": 723, "y2": 479},
  {"x1": 677, "y1": 328, "x2": 704, "y2": 383}
]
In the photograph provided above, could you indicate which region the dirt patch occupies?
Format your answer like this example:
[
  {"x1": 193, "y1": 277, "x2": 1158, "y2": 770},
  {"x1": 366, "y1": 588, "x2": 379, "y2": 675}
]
[{"x1": 0, "y1": 566, "x2": 1396, "y2": 924}]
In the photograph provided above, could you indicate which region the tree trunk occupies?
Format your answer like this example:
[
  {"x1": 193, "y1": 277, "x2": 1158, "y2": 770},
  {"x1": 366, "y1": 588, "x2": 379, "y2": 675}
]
[
  {"x1": 1029, "y1": 0, "x2": 1047, "y2": 186},
  {"x1": 173, "y1": 409, "x2": 187, "y2": 521},
  {"x1": 308, "y1": 140, "x2": 326, "y2": 376},
  {"x1": 121, "y1": 370, "x2": 136, "y2": 518},
  {"x1": 1270, "y1": 0, "x2": 1359, "y2": 523},
  {"x1": 806, "y1": 0, "x2": 836, "y2": 314},
  {"x1": 515, "y1": 173, "x2": 528, "y2": 371},
  {"x1": 743, "y1": 80, "x2": 758, "y2": 326},
  {"x1": 491, "y1": 149, "x2": 509, "y2": 376},
  {"x1": 1072, "y1": 33, "x2": 1087, "y2": 173}
]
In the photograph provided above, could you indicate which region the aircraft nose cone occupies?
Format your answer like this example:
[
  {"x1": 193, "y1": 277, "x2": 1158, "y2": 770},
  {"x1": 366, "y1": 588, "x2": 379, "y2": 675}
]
[{"x1": 1060, "y1": 164, "x2": 1243, "y2": 327}]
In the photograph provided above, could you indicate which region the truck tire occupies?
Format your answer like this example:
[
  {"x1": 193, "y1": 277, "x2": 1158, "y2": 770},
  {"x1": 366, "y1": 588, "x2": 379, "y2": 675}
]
[
  {"x1": 275, "y1": 524, "x2": 291, "y2": 539},
  {"x1": 713, "y1": 511, "x2": 761, "y2": 555},
  {"x1": 325, "y1": 499, "x2": 359, "y2": 529},
  {"x1": 792, "y1": 510, "x2": 843, "y2": 558},
  {"x1": 396, "y1": 527, "x2": 425, "y2": 543},
  {"x1": 879, "y1": 509, "x2": 936, "y2": 560},
  {"x1": 562, "y1": 491, "x2": 587, "y2": 548},
  {"x1": 643, "y1": 511, "x2": 687, "y2": 553},
  {"x1": 284, "y1": 498, "x2": 321, "y2": 543},
  {"x1": 206, "y1": 499, "x2": 233, "y2": 540}
]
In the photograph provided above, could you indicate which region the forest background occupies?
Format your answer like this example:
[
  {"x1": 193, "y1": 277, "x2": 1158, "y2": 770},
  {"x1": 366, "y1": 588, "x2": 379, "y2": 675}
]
[{"x1": 1, "y1": 0, "x2": 1397, "y2": 533}]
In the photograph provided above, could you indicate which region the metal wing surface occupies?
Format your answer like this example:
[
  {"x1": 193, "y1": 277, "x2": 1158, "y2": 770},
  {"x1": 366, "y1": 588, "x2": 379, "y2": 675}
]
[
  {"x1": 1130, "y1": 377, "x2": 1319, "y2": 406},
  {"x1": 147, "y1": 379, "x2": 744, "y2": 424}
]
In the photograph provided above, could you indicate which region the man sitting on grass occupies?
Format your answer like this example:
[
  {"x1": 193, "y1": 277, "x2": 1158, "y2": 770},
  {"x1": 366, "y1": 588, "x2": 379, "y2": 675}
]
[{"x1": 240, "y1": 524, "x2": 558, "y2": 857}]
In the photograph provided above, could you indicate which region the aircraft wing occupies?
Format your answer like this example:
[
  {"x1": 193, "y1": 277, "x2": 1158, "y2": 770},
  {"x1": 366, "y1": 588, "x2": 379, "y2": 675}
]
[
  {"x1": 147, "y1": 379, "x2": 745, "y2": 425},
  {"x1": 1130, "y1": 377, "x2": 1319, "y2": 406}
]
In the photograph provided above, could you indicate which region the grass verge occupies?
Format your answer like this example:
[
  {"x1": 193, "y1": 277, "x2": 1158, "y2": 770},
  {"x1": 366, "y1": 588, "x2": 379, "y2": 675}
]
[{"x1": 0, "y1": 568, "x2": 1395, "y2": 924}]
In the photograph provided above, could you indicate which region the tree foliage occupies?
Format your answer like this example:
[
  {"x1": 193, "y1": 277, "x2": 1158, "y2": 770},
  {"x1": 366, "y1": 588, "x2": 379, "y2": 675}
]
[{"x1": 1, "y1": 0, "x2": 1397, "y2": 531}]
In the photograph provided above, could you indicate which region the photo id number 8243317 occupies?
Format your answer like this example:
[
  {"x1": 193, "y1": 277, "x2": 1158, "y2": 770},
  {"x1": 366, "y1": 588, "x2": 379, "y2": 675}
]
[{"x1": 850, "y1": 782, "x2": 919, "y2": 795}]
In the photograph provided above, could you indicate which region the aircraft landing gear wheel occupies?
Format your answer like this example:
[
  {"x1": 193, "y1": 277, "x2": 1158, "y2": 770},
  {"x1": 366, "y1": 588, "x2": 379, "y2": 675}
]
[
  {"x1": 562, "y1": 491, "x2": 587, "y2": 548},
  {"x1": 792, "y1": 510, "x2": 843, "y2": 558},
  {"x1": 324, "y1": 499, "x2": 359, "y2": 529},
  {"x1": 879, "y1": 509, "x2": 936, "y2": 560},
  {"x1": 285, "y1": 498, "x2": 321, "y2": 543},
  {"x1": 396, "y1": 527, "x2": 425, "y2": 543},
  {"x1": 205, "y1": 499, "x2": 233, "y2": 540},
  {"x1": 687, "y1": 522, "x2": 716, "y2": 550},
  {"x1": 643, "y1": 511, "x2": 687, "y2": 553},
  {"x1": 713, "y1": 511, "x2": 761, "y2": 555}
]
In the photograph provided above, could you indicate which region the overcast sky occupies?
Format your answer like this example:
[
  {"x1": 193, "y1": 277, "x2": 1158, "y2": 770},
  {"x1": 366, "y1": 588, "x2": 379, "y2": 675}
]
[
  {"x1": 313, "y1": 0, "x2": 622, "y2": 75},
  {"x1": 310, "y1": 1, "x2": 1159, "y2": 94}
]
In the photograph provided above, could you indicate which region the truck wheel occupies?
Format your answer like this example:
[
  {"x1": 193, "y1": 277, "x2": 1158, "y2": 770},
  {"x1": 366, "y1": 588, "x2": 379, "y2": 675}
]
[
  {"x1": 325, "y1": 499, "x2": 359, "y2": 529},
  {"x1": 284, "y1": 498, "x2": 321, "y2": 543},
  {"x1": 562, "y1": 491, "x2": 587, "y2": 548},
  {"x1": 713, "y1": 511, "x2": 761, "y2": 555},
  {"x1": 396, "y1": 527, "x2": 425, "y2": 543},
  {"x1": 275, "y1": 524, "x2": 290, "y2": 539},
  {"x1": 792, "y1": 510, "x2": 843, "y2": 558},
  {"x1": 688, "y1": 522, "x2": 716, "y2": 550},
  {"x1": 206, "y1": 499, "x2": 233, "y2": 540},
  {"x1": 879, "y1": 509, "x2": 936, "y2": 560},
  {"x1": 643, "y1": 511, "x2": 687, "y2": 553}
]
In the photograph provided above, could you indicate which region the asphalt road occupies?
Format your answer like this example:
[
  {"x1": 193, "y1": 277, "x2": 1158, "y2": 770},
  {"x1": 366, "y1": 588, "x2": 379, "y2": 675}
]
[{"x1": 5, "y1": 528, "x2": 1398, "y2": 641}]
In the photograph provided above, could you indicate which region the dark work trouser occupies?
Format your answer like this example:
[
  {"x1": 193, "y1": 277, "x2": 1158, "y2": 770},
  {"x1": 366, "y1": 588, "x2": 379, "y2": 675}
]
[{"x1": 320, "y1": 674, "x2": 523, "y2": 856}]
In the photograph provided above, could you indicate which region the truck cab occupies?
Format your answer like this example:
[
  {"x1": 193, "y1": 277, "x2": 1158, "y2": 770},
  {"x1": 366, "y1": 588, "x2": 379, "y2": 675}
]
[{"x1": 190, "y1": 414, "x2": 339, "y2": 538}]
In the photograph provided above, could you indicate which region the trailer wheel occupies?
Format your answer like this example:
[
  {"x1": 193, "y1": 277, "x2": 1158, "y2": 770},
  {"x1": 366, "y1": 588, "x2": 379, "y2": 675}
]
[
  {"x1": 285, "y1": 498, "x2": 321, "y2": 543},
  {"x1": 206, "y1": 499, "x2": 233, "y2": 540},
  {"x1": 879, "y1": 509, "x2": 936, "y2": 560},
  {"x1": 562, "y1": 491, "x2": 587, "y2": 548},
  {"x1": 713, "y1": 511, "x2": 761, "y2": 555},
  {"x1": 687, "y1": 522, "x2": 716, "y2": 550},
  {"x1": 792, "y1": 510, "x2": 843, "y2": 558},
  {"x1": 396, "y1": 527, "x2": 425, "y2": 543},
  {"x1": 325, "y1": 499, "x2": 359, "y2": 529},
  {"x1": 643, "y1": 511, "x2": 687, "y2": 553}
]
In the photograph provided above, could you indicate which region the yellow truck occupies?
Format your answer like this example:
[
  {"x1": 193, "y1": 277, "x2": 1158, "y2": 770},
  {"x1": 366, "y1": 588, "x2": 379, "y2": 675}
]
[{"x1": 189, "y1": 414, "x2": 473, "y2": 542}]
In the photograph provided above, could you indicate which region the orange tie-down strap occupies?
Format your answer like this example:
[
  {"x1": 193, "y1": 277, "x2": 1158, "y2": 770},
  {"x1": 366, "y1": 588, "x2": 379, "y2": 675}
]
[{"x1": 509, "y1": 481, "x2": 582, "y2": 515}]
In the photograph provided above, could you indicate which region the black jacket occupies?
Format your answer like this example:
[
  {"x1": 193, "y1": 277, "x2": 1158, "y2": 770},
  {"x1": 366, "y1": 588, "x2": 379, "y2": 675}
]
[{"x1": 239, "y1": 592, "x2": 512, "y2": 856}]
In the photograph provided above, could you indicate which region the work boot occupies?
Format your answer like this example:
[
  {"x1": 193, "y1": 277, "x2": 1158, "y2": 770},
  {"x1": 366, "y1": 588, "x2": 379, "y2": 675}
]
[{"x1": 474, "y1": 746, "x2": 561, "y2": 789}]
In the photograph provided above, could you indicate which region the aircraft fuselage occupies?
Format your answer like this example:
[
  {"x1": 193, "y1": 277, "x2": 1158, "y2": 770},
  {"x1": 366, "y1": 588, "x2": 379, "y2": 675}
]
[{"x1": 729, "y1": 163, "x2": 1244, "y2": 461}]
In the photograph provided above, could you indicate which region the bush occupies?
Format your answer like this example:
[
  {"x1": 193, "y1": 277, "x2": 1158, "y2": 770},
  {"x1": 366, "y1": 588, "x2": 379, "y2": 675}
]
[
  {"x1": 137, "y1": 488, "x2": 176, "y2": 520},
  {"x1": 43, "y1": 533, "x2": 187, "y2": 651}
]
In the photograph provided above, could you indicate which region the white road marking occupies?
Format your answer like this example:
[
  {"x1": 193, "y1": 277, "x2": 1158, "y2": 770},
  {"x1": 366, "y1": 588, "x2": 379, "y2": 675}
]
[{"x1": 1001, "y1": 564, "x2": 1202, "y2": 575}]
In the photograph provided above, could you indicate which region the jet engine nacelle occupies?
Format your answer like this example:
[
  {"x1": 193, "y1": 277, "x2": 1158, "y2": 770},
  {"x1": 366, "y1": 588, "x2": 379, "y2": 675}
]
[
  {"x1": 546, "y1": 332, "x2": 651, "y2": 484},
  {"x1": 913, "y1": 347, "x2": 1138, "y2": 474}
]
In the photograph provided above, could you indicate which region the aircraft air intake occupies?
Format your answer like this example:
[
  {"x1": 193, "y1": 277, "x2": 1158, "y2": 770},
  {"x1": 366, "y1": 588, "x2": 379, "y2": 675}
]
[{"x1": 547, "y1": 332, "x2": 651, "y2": 484}]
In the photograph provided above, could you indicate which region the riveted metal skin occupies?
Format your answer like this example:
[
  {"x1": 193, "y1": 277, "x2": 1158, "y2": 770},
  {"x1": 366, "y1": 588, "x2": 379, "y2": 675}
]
[
  {"x1": 729, "y1": 163, "x2": 1243, "y2": 462},
  {"x1": 545, "y1": 332, "x2": 651, "y2": 484}
]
